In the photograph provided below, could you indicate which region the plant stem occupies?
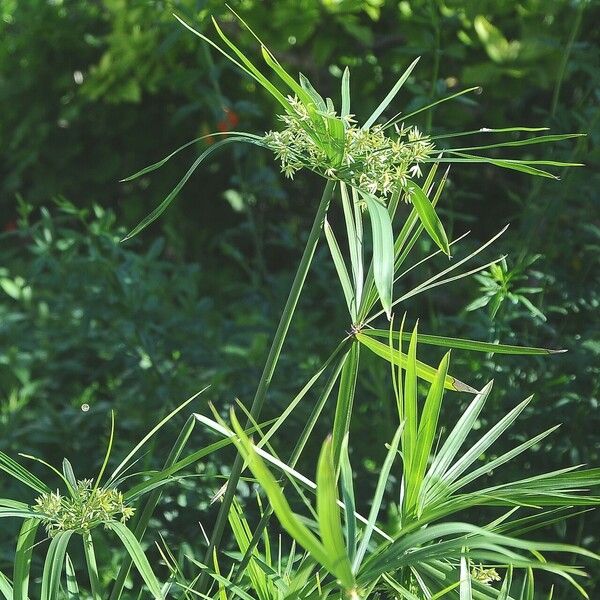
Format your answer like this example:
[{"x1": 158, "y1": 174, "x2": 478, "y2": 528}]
[
  {"x1": 83, "y1": 532, "x2": 102, "y2": 600},
  {"x1": 197, "y1": 178, "x2": 336, "y2": 592}
]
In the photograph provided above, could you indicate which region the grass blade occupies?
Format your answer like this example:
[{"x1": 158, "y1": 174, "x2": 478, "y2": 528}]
[
  {"x1": 13, "y1": 519, "x2": 39, "y2": 600},
  {"x1": 324, "y1": 218, "x2": 356, "y2": 317},
  {"x1": 41, "y1": 531, "x2": 74, "y2": 600},
  {"x1": 65, "y1": 554, "x2": 80, "y2": 600},
  {"x1": 353, "y1": 424, "x2": 402, "y2": 572},
  {"x1": 363, "y1": 57, "x2": 420, "y2": 130},
  {"x1": 121, "y1": 137, "x2": 263, "y2": 241},
  {"x1": 363, "y1": 329, "x2": 565, "y2": 355},
  {"x1": 363, "y1": 192, "x2": 394, "y2": 319},
  {"x1": 316, "y1": 437, "x2": 354, "y2": 589},
  {"x1": 332, "y1": 342, "x2": 360, "y2": 468},
  {"x1": 407, "y1": 181, "x2": 450, "y2": 256},
  {"x1": 105, "y1": 522, "x2": 163, "y2": 600},
  {"x1": 356, "y1": 332, "x2": 476, "y2": 393}
]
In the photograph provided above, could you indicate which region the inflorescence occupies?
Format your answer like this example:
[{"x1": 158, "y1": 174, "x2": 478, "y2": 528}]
[
  {"x1": 263, "y1": 96, "x2": 435, "y2": 198},
  {"x1": 34, "y1": 479, "x2": 134, "y2": 536}
]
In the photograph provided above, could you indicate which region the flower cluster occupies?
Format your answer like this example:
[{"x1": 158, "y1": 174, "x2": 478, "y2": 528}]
[
  {"x1": 263, "y1": 96, "x2": 435, "y2": 197},
  {"x1": 471, "y1": 564, "x2": 501, "y2": 585},
  {"x1": 34, "y1": 479, "x2": 134, "y2": 536}
]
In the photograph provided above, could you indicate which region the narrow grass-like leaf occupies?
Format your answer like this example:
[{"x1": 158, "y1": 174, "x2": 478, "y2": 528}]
[
  {"x1": 316, "y1": 438, "x2": 354, "y2": 589},
  {"x1": 13, "y1": 519, "x2": 39, "y2": 600},
  {"x1": 407, "y1": 181, "x2": 450, "y2": 256},
  {"x1": 450, "y1": 133, "x2": 584, "y2": 152},
  {"x1": 105, "y1": 522, "x2": 163, "y2": 599},
  {"x1": 498, "y1": 565, "x2": 513, "y2": 600},
  {"x1": 94, "y1": 410, "x2": 115, "y2": 490},
  {"x1": 403, "y1": 325, "x2": 419, "y2": 478},
  {"x1": 363, "y1": 57, "x2": 420, "y2": 130},
  {"x1": 364, "y1": 329, "x2": 565, "y2": 355},
  {"x1": 0, "y1": 452, "x2": 49, "y2": 494},
  {"x1": 120, "y1": 133, "x2": 241, "y2": 182},
  {"x1": 340, "y1": 183, "x2": 363, "y2": 311},
  {"x1": 421, "y1": 381, "x2": 493, "y2": 503},
  {"x1": 356, "y1": 332, "x2": 476, "y2": 393},
  {"x1": 353, "y1": 424, "x2": 402, "y2": 572},
  {"x1": 122, "y1": 137, "x2": 263, "y2": 241},
  {"x1": 460, "y1": 552, "x2": 473, "y2": 600},
  {"x1": 65, "y1": 554, "x2": 80, "y2": 600},
  {"x1": 340, "y1": 437, "x2": 357, "y2": 563},
  {"x1": 41, "y1": 531, "x2": 74, "y2": 600},
  {"x1": 405, "y1": 352, "x2": 449, "y2": 515},
  {"x1": 363, "y1": 192, "x2": 394, "y2": 318},
  {"x1": 108, "y1": 388, "x2": 206, "y2": 486},
  {"x1": 433, "y1": 127, "x2": 550, "y2": 141},
  {"x1": 332, "y1": 342, "x2": 360, "y2": 468},
  {"x1": 227, "y1": 411, "x2": 332, "y2": 576},
  {"x1": 324, "y1": 219, "x2": 355, "y2": 317},
  {"x1": 384, "y1": 87, "x2": 480, "y2": 128},
  {"x1": 82, "y1": 533, "x2": 101, "y2": 600},
  {"x1": 0, "y1": 573, "x2": 12, "y2": 600},
  {"x1": 341, "y1": 68, "x2": 350, "y2": 118}
]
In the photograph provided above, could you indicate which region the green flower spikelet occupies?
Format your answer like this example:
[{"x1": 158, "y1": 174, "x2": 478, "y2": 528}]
[
  {"x1": 263, "y1": 96, "x2": 434, "y2": 197},
  {"x1": 34, "y1": 479, "x2": 134, "y2": 536}
]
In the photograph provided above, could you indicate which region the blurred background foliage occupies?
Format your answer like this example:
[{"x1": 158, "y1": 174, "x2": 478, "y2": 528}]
[{"x1": 1, "y1": 0, "x2": 598, "y2": 594}]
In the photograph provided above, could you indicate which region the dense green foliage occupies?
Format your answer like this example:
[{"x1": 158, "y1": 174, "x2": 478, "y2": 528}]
[{"x1": 0, "y1": 0, "x2": 598, "y2": 597}]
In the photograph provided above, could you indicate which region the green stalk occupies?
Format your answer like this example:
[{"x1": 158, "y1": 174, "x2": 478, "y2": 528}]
[
  {"x1": 197, "y1": 179, "x2": 336, "y2": 592},
  {"x1": 108, "y1": 415, "x2": 196, "y2": 600},
  {"x1": 83, "y1": 532, "x2": 102, "y2": 600}
]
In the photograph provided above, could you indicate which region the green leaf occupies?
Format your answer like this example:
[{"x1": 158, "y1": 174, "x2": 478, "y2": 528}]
[
  {"x1": 339, "y1": 438, "x2": 357, "y2": 563},
  {"x1": 421, "y1": 381, "x2": 494, "y2": 502},
  {"x1": 41, "y1": 531, "x2": 74, "y2": 600},
  {"x1": 407, "y1": 181, "x2": 450, "y2": 256},
  {"x1": 121, "y1": 137, "x2": 263, "y2": 241},
  {"x1": 363, "y1": 328, "x2": 564, "y2": 355},
  {"x1": 0, "y1": 573, "x2": 12, "y2": 600},
  {"x1": 450, "y1": 133, "x2": 584, "y2": 153},
  {"x1": 362, "y1": 192, "x2": 394, "y2": 319},
  {"x1": 353, "y1": 425, "x2": 402, "y2": 572},
  {"x1": 324, "y1": 219, "x2": 356, "y2": 317},
  {"x1": 316, "y1": 438, "x2": 354, "y2": 589},
  {"x1": 403, "y1": 325, "x2": 419, "y2": 476},
  {"x1": 120, "y1": 134, "x2": 232, "y2": 182},
  {"x1": 341, "y1": 68, "x2": 351, "y2": 118},
  {"x1": 65, "y1": 554, "x2": 80, "y2": 600},
  {"x1": 385, "y1": 87, "x2": 481, "y2": 128},
  {"x1": 363, "y1": 57, "x2": 420, "y2": 129},
  {"x1": 0, "y1": 452, "x2": 50, "y2": 494},
  {"x1": 105, "y1": 522, "x2": 163, "y2": 600},
  {"x1": 356, "y1": 332, "x2": 476, "y2": 393},
  {"x1": 405, "y1": 352, "x2": 450, "y2": 514},
  {"x1": 460, "y1": 552, "x2": 473, "y2": 600},
  {"x1": 340, "y1": 183, "x2": 363, "y2": 310},
  {"x1": 227, "y1": 411, "x2": 331, "y2": 576},
  {"x1": 13, "y1": 519, "x2": 38, "y2": 600},
  {"x1": 332, "y1": 342, "x2": 360, "y2": 467}
]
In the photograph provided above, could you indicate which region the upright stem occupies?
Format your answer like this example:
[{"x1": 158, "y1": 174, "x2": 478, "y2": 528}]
[{"x1": 197, "y1": 179, "x2": 336, "y2": 592}]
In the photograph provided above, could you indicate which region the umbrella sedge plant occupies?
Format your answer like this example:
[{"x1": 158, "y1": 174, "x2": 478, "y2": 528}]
[{"x1": 1, "y1": 7, "x2": 597, "y2": 600}]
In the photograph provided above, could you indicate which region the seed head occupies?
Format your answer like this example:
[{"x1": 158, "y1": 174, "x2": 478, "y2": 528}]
[{"x1": 34, "y1": 479, "x2": 134, "y2": 536}]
